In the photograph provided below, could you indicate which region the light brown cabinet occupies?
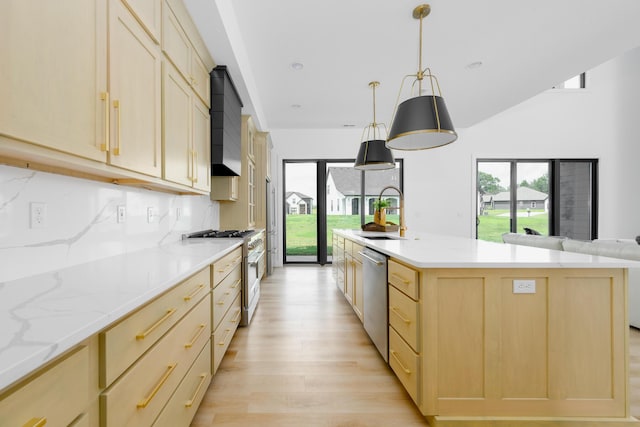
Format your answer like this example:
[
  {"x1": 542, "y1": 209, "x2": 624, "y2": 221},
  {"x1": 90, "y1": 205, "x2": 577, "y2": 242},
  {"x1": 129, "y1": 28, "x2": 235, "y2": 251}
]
[
  {"x1": 0, "y1": 346, "x2": 90, "y2": 427},
  {"x1": 0, "y1": 0, "x2": 107, "y2": 162},
  {"x1": 211, "y1": 247, "x2": 243, "y2": 374},
  {"x1": 211, "y1": 176, "x2": 239, "y2": 201},
  {"x1": 340, "y1": 238, "x2": 364, "y2": 323},
  {"x1": 0, "y1": 0, "x2": 214, "y2": 195},
  {"x1": 219, "y1": 116, "x2": 263, "y2": 230},
  {"x1": 162, "y1": 61, "x2": 210, "y2": 191}
]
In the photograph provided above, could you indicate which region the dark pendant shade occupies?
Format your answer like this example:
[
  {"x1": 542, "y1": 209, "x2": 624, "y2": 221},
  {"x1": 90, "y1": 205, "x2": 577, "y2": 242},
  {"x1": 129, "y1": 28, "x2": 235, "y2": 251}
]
[
  {"x1": 354, "y1": 139, "x2": 395, "y2": 170},
  {"x1": 387, "y1": 95, "x2": 457, "y2": 150}
]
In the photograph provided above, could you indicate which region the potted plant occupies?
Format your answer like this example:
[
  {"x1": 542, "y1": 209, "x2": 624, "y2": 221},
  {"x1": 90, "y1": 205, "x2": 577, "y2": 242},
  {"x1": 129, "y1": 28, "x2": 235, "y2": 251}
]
[{"x1": 373, "y1": 198, "x2": 390, "y2": 226}]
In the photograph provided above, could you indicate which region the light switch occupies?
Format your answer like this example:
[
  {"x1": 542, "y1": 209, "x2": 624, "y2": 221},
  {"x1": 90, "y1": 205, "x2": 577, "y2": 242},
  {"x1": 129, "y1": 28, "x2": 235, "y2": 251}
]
[{"x1": 513, "y1": 279, "x2": 536, "y2": 294}]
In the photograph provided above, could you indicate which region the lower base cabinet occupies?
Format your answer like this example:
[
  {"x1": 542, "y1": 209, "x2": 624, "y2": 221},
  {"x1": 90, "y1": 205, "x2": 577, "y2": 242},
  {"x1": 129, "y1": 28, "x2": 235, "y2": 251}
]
[
  {"x1": 212, "y1": 293, "x2": 242, "y2": 373},
  {"x1": 153, "y1": 340, "x2": 211, "y2": 426},
  {"x1": 0, "y1": 346, "x2": 90, "y2": 427},
  {"x1": 100, "y1": 294, "x2": 211, "y2": 427}
]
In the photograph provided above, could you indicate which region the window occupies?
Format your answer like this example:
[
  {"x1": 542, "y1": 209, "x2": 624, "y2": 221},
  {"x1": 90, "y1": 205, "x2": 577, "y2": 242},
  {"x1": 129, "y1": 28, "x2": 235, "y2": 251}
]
[
  {"x1": 553, "y1": 72, "x2": 586, "y2": 89},
  {"x1": 283, "y1": 159, "x2": 403, "y2": 264},
  {"x1": 476, "y1": 159, "x2": 597, "y2": 242}
]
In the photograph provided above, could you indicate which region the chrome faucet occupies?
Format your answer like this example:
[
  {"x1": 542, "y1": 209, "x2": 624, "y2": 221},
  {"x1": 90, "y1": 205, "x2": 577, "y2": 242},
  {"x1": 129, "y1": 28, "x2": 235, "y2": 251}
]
[{"x1": 378, "y1": 185, "x2": 406, "y2": 237}]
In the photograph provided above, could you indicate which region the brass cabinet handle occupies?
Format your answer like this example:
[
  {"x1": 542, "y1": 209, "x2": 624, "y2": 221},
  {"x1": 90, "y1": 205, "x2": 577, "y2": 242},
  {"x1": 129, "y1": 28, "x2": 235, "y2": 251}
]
[
  {"x1": 137, "y1": 363, "x2": 177, "y2": 408},
  {"x1": 184, "y1": 373, "x2": 207, "y2": 408},
  {"x1": 216, "y1": 294, "x2": 228, "y2": 306},
  {"x1": 113, "y1": 99, "x2": 121, "y2": 155},
  {"x1": 23, "y1": 418, "x2": 47, "y2": 427},
  {"x1": 193, "y1": 150, "x2": 198, "y2": 183},
  {"x1": 184, "y1": 284, "x2": 205, "y2": 301},
  {"x1": 390, "y1": 306, "x2": 412, "y2": 324},
  {"x1": 100, "y1": 92, "x2": 110, "y2": 152},
  {"x1": 231, "y1": 308, "x2": 241, "y2": 323},
  {"x1": 136, "y1": 308, "x2": 177, "y2": 340},
  {"x1": 184, "y1": 324, "x2": 206, "y2": 348},
  {"x1": 391, "y1": 273, "x2": 410, "y2": 285},
  {"x1": 390, "y1": 349, "x2": 411, "y2": 374},
  {"x1": 218, "y1": 328, "x2": 231, "y2": 345},
  {"x1": 230, "y1": 279, "x2": 241, "y2": 290}
]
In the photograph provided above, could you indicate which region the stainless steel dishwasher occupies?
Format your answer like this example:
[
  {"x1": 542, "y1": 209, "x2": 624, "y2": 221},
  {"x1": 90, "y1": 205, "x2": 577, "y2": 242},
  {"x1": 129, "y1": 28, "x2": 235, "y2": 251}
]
[{"x1": 360, "y1": 247, "x2": 389, "y2": 362}]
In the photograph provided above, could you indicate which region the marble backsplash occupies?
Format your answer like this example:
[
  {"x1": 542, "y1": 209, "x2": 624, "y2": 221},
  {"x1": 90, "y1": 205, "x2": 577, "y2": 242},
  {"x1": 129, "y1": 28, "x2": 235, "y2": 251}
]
[{"x1": 0, "y1": 165, "x2": 219, "y2": 282}]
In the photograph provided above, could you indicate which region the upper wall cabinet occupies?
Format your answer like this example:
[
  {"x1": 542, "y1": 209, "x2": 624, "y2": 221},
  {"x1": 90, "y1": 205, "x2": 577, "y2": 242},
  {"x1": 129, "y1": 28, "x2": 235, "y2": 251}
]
[
  {"x1": 0, "y1": 0, "x2": 214, "y2": 194},
  {"x1": 162, "y1": 0, "x2": 210, "y2": 107},
  {"x1": 121, "y1": 0, "x2": 162, "y2": 43},
  {"x1": 0, "y1": 0, "x2": 108, "y2": 163},
  {"x1": 109, "y1": 0, "x2": 162, "y2": 177}
]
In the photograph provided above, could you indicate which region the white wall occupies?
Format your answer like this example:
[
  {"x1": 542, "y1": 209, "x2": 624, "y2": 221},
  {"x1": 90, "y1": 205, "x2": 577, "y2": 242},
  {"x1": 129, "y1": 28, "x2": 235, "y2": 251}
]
[
  {"x1": 0, "y1": 165, "x2": 219, "y2": 282},
  {"x1": 271, "y1": 46, "x2": 640, "y2": 243}
]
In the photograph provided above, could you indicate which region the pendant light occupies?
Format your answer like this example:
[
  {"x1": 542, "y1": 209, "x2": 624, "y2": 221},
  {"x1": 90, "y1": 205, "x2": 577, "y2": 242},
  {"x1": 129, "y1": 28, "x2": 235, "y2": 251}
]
[
  {"x1": 354, "y1": 81, "x2": 395, "y2": 170},
  {"x1": 386, "y1": 4, "x2": 457, "y2": 150}
]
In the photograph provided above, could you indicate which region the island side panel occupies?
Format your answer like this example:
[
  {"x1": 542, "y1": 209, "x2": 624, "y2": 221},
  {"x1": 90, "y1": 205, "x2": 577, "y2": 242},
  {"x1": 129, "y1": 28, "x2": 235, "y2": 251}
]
[{"x1": 421, "y1": 267, "x2": 628, "y2": 418}]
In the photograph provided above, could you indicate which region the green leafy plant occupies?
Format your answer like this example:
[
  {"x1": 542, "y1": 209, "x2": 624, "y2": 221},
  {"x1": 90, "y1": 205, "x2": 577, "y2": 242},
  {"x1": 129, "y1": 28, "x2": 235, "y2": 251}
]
[{"x1": 373, "y1": 198, "x2": 390, "y2": 210}]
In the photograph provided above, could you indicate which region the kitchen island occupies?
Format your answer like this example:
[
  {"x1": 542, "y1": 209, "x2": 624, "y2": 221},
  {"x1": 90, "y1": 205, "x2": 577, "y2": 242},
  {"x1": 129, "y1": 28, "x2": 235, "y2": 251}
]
[{"x1": 334, "y1": 229, "x2": 640, "y2": 426}]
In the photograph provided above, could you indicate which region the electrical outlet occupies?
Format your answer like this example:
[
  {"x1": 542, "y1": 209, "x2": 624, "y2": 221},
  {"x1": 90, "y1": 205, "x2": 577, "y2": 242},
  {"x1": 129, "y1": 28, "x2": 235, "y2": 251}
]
[
  {"x1": 147, "y1": 207, "x2": 155, "y2": 223},
  {"x1": 30, "y1": 202, "x2": 48, "y2": 228},
  {"x1": 117, "y1": 205, "x2": 126, "y2": 223},
  {"x1": 513, "y1": 279, "x2": 536, "y2": 294}
]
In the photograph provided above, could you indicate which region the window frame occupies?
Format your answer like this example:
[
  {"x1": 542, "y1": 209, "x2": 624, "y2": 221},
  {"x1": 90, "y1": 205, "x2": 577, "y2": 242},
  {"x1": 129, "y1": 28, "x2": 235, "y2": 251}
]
[{"x1": 476, "y1": 158, "x2": 598, "y2": 240}]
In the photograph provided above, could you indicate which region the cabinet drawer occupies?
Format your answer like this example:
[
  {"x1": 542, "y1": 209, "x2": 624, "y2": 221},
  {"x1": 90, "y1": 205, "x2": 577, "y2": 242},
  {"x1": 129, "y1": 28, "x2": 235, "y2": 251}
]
[
  {"x1": 0, "y1": 346, "x2": 89, "y2": 427},
  {"x1": 212, "y1": 263, "x2": 241, "y2": 329},
  {"x1": 212, "y1": 247, "x2": 243, "y2": 286},
  {"x1": 388, "y1": 259, "x2": 419, "y2": 300},
  {"x1": 389, "y1": 285, "x2": 420, "y2": 352},
  {"x1": 100, "y1": 267, "x2": 210, "y2": 387},
  {"x1": 344, "y1": 239, "x2": 353, "y2": 254},
  {"x1": 212, "y1": 293, "x2": 241, "y2": 374},
  {"x1": 153, "y1": 339, "x2": 211, "y2": 427},
  {"x1": 389, "y1": 327, "x2": 420, "y2": 406},
  {"x1": 352, "y1": 243, "x2": 364, "y2": 262},
  {"x1": 101, "y1": 294, "x2": 211, "y2": 427}
]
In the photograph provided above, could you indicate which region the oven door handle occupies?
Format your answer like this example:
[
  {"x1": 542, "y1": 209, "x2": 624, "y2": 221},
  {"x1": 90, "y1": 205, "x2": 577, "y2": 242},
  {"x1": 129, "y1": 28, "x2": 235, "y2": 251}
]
[{"x1": 248, "y1": 250, "x2": 265, "y2": 266}]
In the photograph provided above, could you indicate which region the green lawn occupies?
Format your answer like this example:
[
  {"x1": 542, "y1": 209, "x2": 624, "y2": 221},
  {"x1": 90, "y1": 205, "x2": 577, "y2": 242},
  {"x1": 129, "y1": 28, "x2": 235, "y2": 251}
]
[
  {"x1": 477, "y1": 209, "x2": 549, "y2": 242},
  {"x1": 286, "y1": 214, "x2": 399, "y2": 256},
  {"x1": 285, "y1": 210, "x2": 549, "y2": 255}
]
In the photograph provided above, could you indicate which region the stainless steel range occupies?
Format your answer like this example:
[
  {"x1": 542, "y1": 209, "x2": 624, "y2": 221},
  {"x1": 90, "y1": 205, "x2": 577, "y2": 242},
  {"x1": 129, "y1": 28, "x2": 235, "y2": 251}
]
[{"x1": 182, "y1": 229, "x2": 265, "y2": 326}]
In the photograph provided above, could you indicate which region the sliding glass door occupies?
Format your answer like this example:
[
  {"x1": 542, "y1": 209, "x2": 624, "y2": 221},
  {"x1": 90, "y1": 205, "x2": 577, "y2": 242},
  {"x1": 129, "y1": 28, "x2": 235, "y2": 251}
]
[{"x1": 284, "y1": 159, "x2": 403, "y2": 264}]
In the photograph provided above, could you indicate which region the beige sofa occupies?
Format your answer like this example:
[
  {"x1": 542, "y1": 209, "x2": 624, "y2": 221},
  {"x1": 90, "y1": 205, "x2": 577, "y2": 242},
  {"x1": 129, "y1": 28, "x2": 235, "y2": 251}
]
[{"x1": 502, "y1": 233, "x2": 640, "y2": 328}]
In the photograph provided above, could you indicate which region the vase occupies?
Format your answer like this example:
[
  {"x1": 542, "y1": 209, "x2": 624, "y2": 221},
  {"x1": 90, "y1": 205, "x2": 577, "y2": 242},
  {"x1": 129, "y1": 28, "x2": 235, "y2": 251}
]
[{"x1": 374, "y1": 208, "x2": 386, "y2": 226}]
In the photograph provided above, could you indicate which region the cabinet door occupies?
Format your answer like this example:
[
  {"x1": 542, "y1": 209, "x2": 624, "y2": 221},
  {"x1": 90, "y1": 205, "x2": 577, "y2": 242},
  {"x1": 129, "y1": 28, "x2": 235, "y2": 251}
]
[
  {"x1": 345, "y1": 254, "x2": 354, "y2": 305},
  {"x1": 162, "y1": 62, "x2": 192, "y2": 186},
  {"x1": 248, "y1": 161, "x2": 256, "y2": 227},
  {"x1": 0, "y1": 0, "x2": 107, "y2": 162},
  {"x1": 109, "y1": 0, "x2": 162, "y2": 177},
  {"x1": 192, "y1": 100, "x2": 211, "y2": 192},
  {"x1": 353, "y1": 258, "x2": 364, "y2": 321},
  {"x1": 162, "y1": 0, "x2": 191, "y2": 80},
  {"x1": 121, "y1": 0, "x2": 161, "y2": 43},
  {"x1": 190, "y1": 52, "x2": 211, "y2": 107}
]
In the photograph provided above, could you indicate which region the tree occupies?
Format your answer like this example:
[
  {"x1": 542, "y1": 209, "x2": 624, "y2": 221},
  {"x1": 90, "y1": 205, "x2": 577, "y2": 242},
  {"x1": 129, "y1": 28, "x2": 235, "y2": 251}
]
[
  {"x1": 519, "y1": 173, "x2": 549, "y2": 194},
  {"x1": 478, "y1": 171, "x2": 505, "y2": 195}
]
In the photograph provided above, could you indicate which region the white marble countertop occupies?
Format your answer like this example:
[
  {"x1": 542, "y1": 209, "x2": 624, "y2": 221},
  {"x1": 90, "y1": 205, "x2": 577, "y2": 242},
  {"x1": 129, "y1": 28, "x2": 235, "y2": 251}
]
[
  {"x1": 335, "y1": 229, "x2": 640, "y2": 269},
  {"x1": 0, "y1": 239, "x2": 241, "y2": 393}
]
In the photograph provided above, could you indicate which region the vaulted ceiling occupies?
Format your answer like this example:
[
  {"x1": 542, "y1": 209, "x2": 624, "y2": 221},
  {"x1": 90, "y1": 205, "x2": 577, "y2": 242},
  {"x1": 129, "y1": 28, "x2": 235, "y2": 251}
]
[{"x1": 185, "y1": 0, "x2": 640, "y2": 132}]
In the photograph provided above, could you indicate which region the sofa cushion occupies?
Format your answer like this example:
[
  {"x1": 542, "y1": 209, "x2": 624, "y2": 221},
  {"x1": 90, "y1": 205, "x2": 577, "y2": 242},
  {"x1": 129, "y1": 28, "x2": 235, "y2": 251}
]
[
  {"x1": 501, "y1": 233, "x2": 565, "y2": 250},
  {"x1": 561, "y1": 239, "x2": 600, "y2": 255},
  {"x1": 590, "y1": 241, "x2": 640, "y2": 261}
]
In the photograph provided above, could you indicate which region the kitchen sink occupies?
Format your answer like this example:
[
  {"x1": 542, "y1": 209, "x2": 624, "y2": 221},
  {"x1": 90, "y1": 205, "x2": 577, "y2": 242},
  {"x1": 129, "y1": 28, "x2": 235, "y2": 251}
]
[{"x1": 364, "y1": 236, "x2": 402, "y2": 240}]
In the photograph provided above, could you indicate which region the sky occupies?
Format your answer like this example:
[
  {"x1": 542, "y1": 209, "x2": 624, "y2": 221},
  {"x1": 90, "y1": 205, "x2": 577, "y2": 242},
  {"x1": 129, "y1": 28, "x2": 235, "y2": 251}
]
[{"x1": 478, "y1": 161, "x2": 548, "y2": 189}]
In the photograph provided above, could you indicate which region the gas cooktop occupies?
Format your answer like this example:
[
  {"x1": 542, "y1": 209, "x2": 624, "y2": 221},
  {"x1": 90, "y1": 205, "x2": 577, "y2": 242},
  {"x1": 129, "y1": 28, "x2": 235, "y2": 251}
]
[{"x1": 183, "y1": 229, "x2": 256, "y2": 239}]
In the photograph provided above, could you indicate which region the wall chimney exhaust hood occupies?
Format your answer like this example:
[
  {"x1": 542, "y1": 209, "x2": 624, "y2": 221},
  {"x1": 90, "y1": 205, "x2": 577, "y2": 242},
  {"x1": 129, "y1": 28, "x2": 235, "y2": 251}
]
[{"x1": 210, "y1": 65, "x2": 243, "y2": 176}]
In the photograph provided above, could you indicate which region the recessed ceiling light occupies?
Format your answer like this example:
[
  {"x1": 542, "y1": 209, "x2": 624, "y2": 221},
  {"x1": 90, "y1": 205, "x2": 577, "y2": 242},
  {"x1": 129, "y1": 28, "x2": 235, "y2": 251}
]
[
  {"x1": 343, "y1": 124, "x2": 356, "y2": 128},
  {"x1": 466, "y1": 61, "x2": 483, "y2": 70},
  {"x1": 291, "y1": 62, "x2": 304, "y2": 70},
  {"x1": 291, "y1": 104, "x2": 302, "y2": 109}
]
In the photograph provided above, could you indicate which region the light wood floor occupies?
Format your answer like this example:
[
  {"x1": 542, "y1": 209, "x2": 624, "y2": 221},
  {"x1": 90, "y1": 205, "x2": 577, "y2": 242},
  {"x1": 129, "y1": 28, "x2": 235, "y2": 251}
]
[{"x1": 193, "y1": 265, "x2": 640, "y2": 426}]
